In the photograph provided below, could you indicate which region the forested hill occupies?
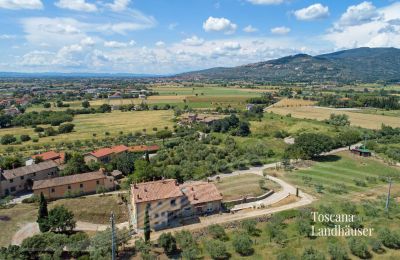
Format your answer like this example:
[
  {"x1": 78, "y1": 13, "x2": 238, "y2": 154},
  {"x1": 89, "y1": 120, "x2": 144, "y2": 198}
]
[{"x1": 176, "y1": 47, "x2": 400, "y2": 83}]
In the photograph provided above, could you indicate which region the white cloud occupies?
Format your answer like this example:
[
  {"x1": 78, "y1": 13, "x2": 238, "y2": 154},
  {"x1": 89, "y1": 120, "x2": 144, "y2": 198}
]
[
  {"x1": 203, "y1": 17, "x2": 237, "y2": 34},
  {"x1": 294, "y1": 3, "x2": 329, "y2": 21},
  {"x1": 243, "y1": 25, "x2": 258, "y2": 33},
  {"x1": 271, "y1": 26, "x2": 291, "y2": 35},
  {"x1": 106, "y1": 0, "x2": 130, "y2": 12},
  {"x1": 247, "y1": 0, "x2": 286, "y2": 5},
  {"x1": 155, "y1": 41, "x2": 165, "y2": 47},
  {"x1": 337, "y1": 1, "x2": 381, "y2": 27},
  {"x1": 168, "y1": 23, "x2": 178, "y2": 30},
  {"x1": 55, "y1": 0, "x2": 97, "y2": 12},
  {"x1": 223, "y1": 42, "x2": 241, "y2": 50},
  {"x1": 0, "y1": 0, "x2": 43, "y2": 10},
  {"x1": 324, "y1": 2, "x2": 400, "y2": 49},
  {"x1": 0, "y1": 34, "x2": 16, "y2": 39},
  {"x1": 182, "y1": 36, "x2": 205, "y2": 46},
  {"x1": 104, "y1": 40, "x2": 135, "y2": 48},
  {"x1": 81, "y1": 37, "x2": 95, "y2": 46}
]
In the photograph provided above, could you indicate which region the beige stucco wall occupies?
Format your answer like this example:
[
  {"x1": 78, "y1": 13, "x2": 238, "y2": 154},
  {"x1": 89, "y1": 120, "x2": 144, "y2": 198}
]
[
  {"x1": 0, "y1": 167, "x2": 58, "y2": 197},
  {"x1": 33, "y1": 176, "x2": 115, "y2": 199}
]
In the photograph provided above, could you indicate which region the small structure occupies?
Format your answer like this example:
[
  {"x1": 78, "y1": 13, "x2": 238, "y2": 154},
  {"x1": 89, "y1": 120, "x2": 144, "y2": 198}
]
[
  {"x1": 3, "y1": 107, "x2": 21, "y2": 116},
  {"x1": 33, "y1": 170, "x2": 115, "y2": 199},
  {"x1": 108, "y1": 92, "x2": 122, "y2": 99},
  {"x1": 129, "y1": 145, "x2": 160, "y2": 154},
  {"x1": 111, "y1": 170, "x2": 123, "y2": 179},
  {"x1": 246, "y1": 104, "x2": 255, "y2": 111},
  {"x1": 31, "y1": 151, "x2": 65, "y2": 165},
  {"x1": 351, "y1": 147, "x2": 372, "y2": 157},
  {"x1": 84, "y1": 145, "x2": 129, "y2": 164},
  {"x1": 0, "y1": 161, "x2": 59, "y2": 196}
]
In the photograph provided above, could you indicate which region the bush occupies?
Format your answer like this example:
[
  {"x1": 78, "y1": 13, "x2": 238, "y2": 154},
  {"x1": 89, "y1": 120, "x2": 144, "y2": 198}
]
[
  {"x1": 58, "y1": 123, "x2": 75, "y2": 134},
  {"x1": 22, "y1": 195, "x2": 39, "y2": 204},
  {"x1": 277, "y1": 251, "x2": 297, "y2": 260},
  {"x1": 1, "y1": 134, "x2": 16, "y2": 145},
  {"x1": 348, "y1": 238, "x2": 370, "y2": 259},
  {"x1": 241, "y1": 219, "x2": 259, "y2": 236},
  {"x1": 44, "y1": 127, "x2": 58, "y2": 137},
  {"x1": 232, "y1": 232, "x2": 253, "y2": 256},
  {"x1": 328, "y1": 243, "x2": 348, "y2": 260},
  {"x1": 158, "y1": 232, "x2": 177, "y2": 255},
  {"x1": 20, "y1": 134, "x2": 31, "y2": 142},
  {"x1": 301, "y1": 247, "x2": 325, "y2": 260},
  {"x1": 204, "y1": 239, "x2": 228, "y2": 260},
  {"x1": 378, "y1": 228, "x2": 400, "y2": 249},
  {"x1": 208, "y1": 224, "x2": 228, "y2": 241},
  {"x1": 34, "y1": 126, "x2": 44, "y2": 132}
]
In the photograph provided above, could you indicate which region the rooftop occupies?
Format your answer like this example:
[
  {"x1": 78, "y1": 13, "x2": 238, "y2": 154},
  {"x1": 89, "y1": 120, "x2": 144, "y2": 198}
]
[
  {"x1": 89, "y1": 145, "x2": 129, "y2": 158},
  {"x1": 32, "y1": 151, "x2": 64, "y2": 162},
  {"x1": 129, "y1": 145, "x2": 160, "y2": 153},
  {"x1": 131, "y1": 179, "x2": 183, "y2": 203},
  {"x1": 33, "y1": 171, "x2": 107, "y2": 190},
  {"x1": 2, "y1": 161, "x2": 58, "y2": 180},
  {"x1": 180, "y1": 182, "x2": 223, "y2": 205}
]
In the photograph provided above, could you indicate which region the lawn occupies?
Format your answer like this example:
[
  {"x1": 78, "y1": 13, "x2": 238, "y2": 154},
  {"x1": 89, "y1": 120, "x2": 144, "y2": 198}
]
[
  {"x1": 0, "y1": 110, "x2": 174, "y2": 153},
  {"x1": 215, "y1": 174, "x2": 268, "y2": 201},
  {"x1": 269, "y1": 106, "x2": 400, "y2": 129},
  {"x1": 0, "y1": 194, "x2": 128, "y2": 247}
]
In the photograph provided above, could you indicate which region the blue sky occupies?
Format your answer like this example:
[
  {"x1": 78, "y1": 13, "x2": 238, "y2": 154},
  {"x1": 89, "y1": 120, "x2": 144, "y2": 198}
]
[{"x1": 0, "y1": 0, "x2": 399, "y2": 74}]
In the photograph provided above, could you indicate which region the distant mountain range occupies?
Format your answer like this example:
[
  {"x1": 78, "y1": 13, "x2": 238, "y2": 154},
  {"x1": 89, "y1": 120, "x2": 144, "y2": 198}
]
[{"x1": 176, "y1": 47, "x2": 400, "y2": 83}]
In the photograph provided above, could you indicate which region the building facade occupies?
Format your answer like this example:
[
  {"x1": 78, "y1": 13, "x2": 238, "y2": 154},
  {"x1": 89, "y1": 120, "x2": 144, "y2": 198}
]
[
  {"x1": 131, "y1": 179, "x2": 222, "y2": 231},
  {"x1": 0, "y1": 161, "x2": 59, "y2": 197},
  {"x1": 32, "y1": 171, "x2": 115, "y2": 199}
]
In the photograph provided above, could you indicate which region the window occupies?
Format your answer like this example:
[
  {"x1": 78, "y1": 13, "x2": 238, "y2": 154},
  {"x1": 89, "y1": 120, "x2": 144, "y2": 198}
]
[
  {"x1": 10, "y1": 187, "x2": 16, "y2": 192},
  {"x1": 157, "y1": 201, "x2": 162, "y2": 206},
  {"x1": 20, "y1": 176, "x2": 24, "y2": 180},
  {"x1": 96, "y1": 180, "x2": 100, "y2": 185},
  {"x1": 32, "y1": 173, "x2": 36, "y2": 177},
  {"x1": 51, "y1": 188, "x2": 55, "y2": 193},
  {"x1": 147, "y1": 203, "x2": 151, "y2": 209},
  {"x1": 154, "y1": 213, "x2": 159, "y2": 218},
  {"x1": 80, "y1": 183, "x2": 83, "y2": 188},
  {"x1": 170, "y1": 199, "x2": 176, "y2": 206},
  {"x1": 161, "y1": 212, "x2": 165, "y2": 216},
  {"x1": 180, "y1": 197, "x2": 186, "y2": 203},
  {"x1": 9, "y1": 179, "x2": 13, "y2": 183},
  {"x1": 68, "y1": 185, "x2": 71, "y2": 190},
  {"x1": 154, "y1": 221, "x2": 159, "y2": 225}
]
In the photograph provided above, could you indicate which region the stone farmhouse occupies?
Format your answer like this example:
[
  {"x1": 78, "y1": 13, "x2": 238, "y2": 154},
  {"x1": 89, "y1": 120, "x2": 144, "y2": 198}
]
[
  {"x1": 131, "y1": 179, "x2": 222, "y2": 231},
  {"x1": 0, "y1": 161, "x2": 59, "y2": 197},
  {"x1": 84, "y1": 145, "x2": 129, "y2": 164}
]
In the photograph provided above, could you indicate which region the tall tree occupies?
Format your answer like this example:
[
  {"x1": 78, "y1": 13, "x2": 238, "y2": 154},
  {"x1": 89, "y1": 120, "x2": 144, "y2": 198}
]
[
  {"x1": 144, "y1": 203, "x2": 151, "y2": 242},
  {"x1": 37, "y1": 192, "x2": 49, "y2": 232}
]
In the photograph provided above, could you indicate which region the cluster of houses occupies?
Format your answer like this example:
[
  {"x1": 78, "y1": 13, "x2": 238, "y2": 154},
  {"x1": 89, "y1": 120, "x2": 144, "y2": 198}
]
[{"x1": 0, "y1": 144, "x2": 160, "y2": 199}]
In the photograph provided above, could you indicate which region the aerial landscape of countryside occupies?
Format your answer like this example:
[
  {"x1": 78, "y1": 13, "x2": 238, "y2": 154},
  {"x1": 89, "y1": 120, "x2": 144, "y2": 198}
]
[{"x1": 1, "y1": 0, "x2": 400, "y2": 260}]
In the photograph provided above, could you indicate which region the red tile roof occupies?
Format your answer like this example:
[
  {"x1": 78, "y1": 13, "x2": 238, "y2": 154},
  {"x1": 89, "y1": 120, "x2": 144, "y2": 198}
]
[
  {"x1": 33, "y1": 171, "x2": 108, "y2": 190},
  {"x1": 131, "y1": 179, "x2": 183, "y2": 203},
  {"x1": 90, "y1": 145, "x2": 129, "y2": 158},
  {"x1": 180, "y1": 182, "x2": 223, "y2": 205},
  {"x1": 32, "y1": 151, "x2": 61, "y2": 161},
  {"x1": 129, "y1": 145, "x2": 160, "y2": 153}
]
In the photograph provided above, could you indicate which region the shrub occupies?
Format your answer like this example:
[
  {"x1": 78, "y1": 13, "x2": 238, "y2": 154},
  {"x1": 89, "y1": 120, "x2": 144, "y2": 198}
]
[
  {"x1": 44, "y1": 127, "x2": 58, "y2": 137},
  {"x1": 204, "y1": 239, "x2": 228, "y2": 260},
  {"x1": 232, "y1": 232, "x2": 253, "y2": 256},
  {"x1": 241, "y1": 219, "x2": 259, "y2": 236},
  {"x1": 1, "y1": 134, "x2": 16, "y2": 145},
  {"x1": 20, "y1": 134, "x2": 31, "y2": 142},
  {"x1": 34, "y1": 126, "x2": 44, "y2": 132},
  {"x1": 158, "y1": 233, "x2": 177, "y2": 255},
  {"x1": 208, "y1": 224, "x2": 228, "y2": 241},
  {"x1": 348, "y1": 238, "x2": 370, "y2": 259},
  {"x1": 378, "y1": 228, "x2": 400, "y2": 249},
  {"x1": 301, "y1": 247, "x2": 325, "y2": 260},
  {"x1": 22, "y1": 195, "x2": 39, "y2": 204},
  {"x1": 328, "y1": 243, "x2": 348, "y2": 260},
  {"x1": 58, "y1": 123, "x2": 75, "y2": 134}
]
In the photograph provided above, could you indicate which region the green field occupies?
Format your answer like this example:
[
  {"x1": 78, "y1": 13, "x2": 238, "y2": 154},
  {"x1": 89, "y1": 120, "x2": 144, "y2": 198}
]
[
  {"x1": 215, "y1": 174, "x2": 266, "y2": 201},
  {"x1": 0, "y1": 110, "x2": 174, "y2": 154}
]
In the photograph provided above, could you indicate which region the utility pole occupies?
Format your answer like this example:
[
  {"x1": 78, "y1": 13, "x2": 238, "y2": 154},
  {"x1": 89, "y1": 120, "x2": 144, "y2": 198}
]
[
  {"x1": 110, "y1": 211, "x2": 116, "y2": 260},
  {"x1": 385, "y1": 178, "x2": 392, "y2": 213}
]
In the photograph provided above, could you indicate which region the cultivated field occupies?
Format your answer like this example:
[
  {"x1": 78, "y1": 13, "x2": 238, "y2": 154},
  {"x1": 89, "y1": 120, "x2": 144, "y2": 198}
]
[
  {"x1": 215, "y1": 174, "x2": 267, "y2": 201},
  {"x1": 0, "y1": 110, "x2": 174, "y2": 153},
  {"x1": 271, "y1": 98, "x2": 316, "y2": 108},
  {"x1": 269, "y1": 106, "x2": 400, "y2": 129}
]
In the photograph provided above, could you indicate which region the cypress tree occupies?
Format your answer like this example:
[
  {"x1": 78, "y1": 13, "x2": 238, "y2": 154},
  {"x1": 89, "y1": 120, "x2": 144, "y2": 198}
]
[
  {"x1": 144, "y1": 203, "x2": 151, "y2": 242},
  {"x1": 37, "y1": 192, "x2": 49, "y2": 232}
]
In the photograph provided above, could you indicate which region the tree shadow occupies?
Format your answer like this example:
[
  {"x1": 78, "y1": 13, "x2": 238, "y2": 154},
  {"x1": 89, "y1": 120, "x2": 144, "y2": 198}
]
[{"x1": 314, "y1": 155, "x2": 341, "y2": 163}]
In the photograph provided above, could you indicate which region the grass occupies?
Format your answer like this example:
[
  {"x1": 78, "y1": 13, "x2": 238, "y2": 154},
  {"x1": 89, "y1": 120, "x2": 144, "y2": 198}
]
[
  {"x1": 269, "y1": 106, "x2": 400, "y2": 129},
  {"x1": 215, "y1": 174, "x2": 267, "y2": 201},
  {"x1": 0, "y1": 194, "x2": 128, "y2": 247},
  {"x1": 0, "y1": 110, "x2": 174, "y2": 153},
  {"x1": 271, "y1": 98, "x2": 316, "y2": 108}
]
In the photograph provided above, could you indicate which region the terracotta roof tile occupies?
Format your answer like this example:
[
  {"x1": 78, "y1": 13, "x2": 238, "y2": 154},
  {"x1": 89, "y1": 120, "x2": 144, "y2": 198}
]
[
  {"x1": 33, "y1": 171, "x2": 108, "y2": 190},
  {"x1": 32, "y1": 151, "x2": 61, "y2": 161},
  {"x1": 90, "y1": 145, "x2": 128, "y2": 158},
  {"x1": 181, "y1": 182, "x2": 223, "y2": 205},
  {"x1": 2, "y1": 161, "x2": 58, "y2": 180},
  {"x1": 131, "y1": 179, "x2": 183, "y2": 203}
]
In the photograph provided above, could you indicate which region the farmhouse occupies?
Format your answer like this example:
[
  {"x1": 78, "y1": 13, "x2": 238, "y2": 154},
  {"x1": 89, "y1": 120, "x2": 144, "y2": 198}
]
[
  {"x1": 84, "y1": 145, "x2": 129, "y2": 164},
  {"x1": 31, "y1": 151, "x2": 65, "y2": 165},
  {"x1": 109, "y1": 92, "x2": 122, "y2": 99},
  {"x1": 131, "y1": 179, "x2": 222, "y2": 231},
  {"x1": 33, "y1": 170, "x2": 115, "y2": 199},
  {"x1": 0, "y1": 161, "x2": 59, "y2": 196}
]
